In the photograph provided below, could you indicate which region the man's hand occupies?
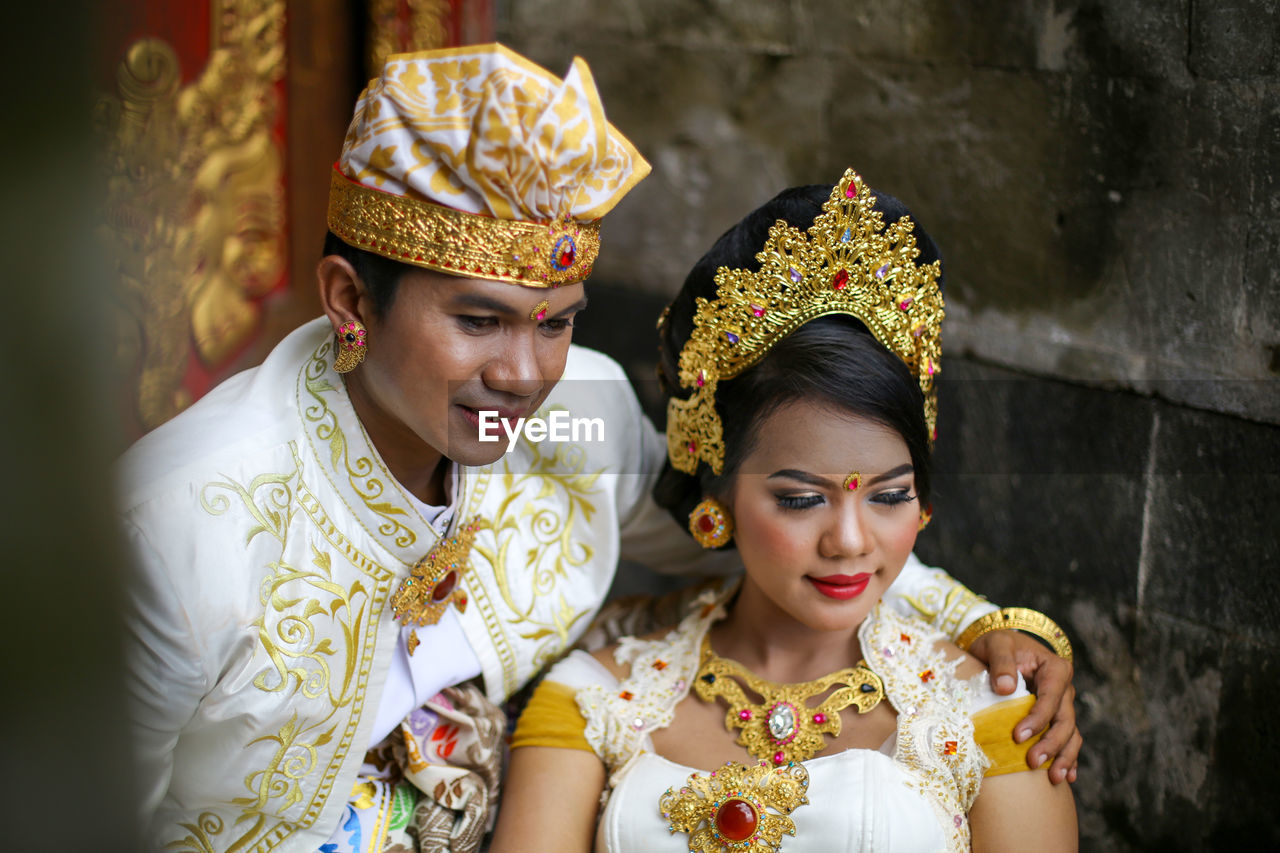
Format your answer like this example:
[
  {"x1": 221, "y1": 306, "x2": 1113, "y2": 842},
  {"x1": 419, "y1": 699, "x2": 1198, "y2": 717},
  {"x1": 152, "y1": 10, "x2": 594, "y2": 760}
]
[{"x1": 967, "y1": 628, "x2": 1080, "y2": 784}]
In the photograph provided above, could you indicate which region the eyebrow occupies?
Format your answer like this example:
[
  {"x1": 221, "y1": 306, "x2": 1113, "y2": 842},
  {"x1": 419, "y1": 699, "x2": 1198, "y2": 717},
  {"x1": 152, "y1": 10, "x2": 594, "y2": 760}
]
[
  {"x1": 553, "y1": 296, "x2": 588, "y2": 318},
  {"x1": 448, "y1": 293, "x2": 588, "y2": 319},
  {"x1": 767, "y1": 463, "x2": 914, "y2": 487},
  {"x1": 449, "y1": 293, "x2": 521, "y2": 316}
]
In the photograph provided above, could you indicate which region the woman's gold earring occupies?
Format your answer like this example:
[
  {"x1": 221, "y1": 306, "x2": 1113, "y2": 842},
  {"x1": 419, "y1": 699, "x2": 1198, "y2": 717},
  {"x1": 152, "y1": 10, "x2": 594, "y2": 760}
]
[
  {"x1": 918, "y1": 504, "x2": 933, "y2": 532},
  {"x1": 689, "y1": 497, "x2": 734, "y2": 549},
  {"x1": 334, "y1": 320, "x2": 367, "y2": 373}
]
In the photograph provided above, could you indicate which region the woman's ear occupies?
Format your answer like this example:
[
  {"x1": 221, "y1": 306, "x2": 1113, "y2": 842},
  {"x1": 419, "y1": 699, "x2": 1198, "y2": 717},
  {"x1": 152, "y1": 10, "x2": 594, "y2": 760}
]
[{"x1": 316, "y1": 254, "x2": 371, "y2": 332}]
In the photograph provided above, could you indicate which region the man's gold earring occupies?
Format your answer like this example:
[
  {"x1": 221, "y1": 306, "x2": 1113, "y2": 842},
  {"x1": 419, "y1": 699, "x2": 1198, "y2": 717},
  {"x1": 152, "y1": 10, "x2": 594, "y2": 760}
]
[
  {"x1": 689, "y1": 497, "x2": 734, "y2": 549},
  {"x1": 334, "y1": 321, "x2": 367, "y2": 373}
]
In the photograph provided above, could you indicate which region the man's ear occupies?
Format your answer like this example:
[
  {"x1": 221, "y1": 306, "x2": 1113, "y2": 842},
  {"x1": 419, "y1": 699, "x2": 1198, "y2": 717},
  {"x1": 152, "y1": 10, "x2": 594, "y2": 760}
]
[{"x1": 317, "y1": 255, "x2": 372, "y2": 332}]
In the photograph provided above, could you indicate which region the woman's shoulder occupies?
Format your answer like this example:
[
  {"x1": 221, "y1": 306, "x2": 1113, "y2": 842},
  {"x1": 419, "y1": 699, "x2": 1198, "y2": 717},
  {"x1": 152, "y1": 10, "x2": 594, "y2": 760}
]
[{"x1": 587, "y1": 622, "x2": 683, "y2": 682}]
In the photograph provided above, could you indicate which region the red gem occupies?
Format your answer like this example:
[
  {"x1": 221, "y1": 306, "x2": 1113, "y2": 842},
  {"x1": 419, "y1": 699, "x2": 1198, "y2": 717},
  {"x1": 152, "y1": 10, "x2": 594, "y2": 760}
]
[
  {"x1": 696, "y1": 370, "x2": 705, "y2": 387},
  {"x1": 715, "y1": 798, "x2": 759, "y2": 842},
  {"x1": 920, "y1": 669, "x2": 935, "y2": 683},
  {"x1": 653, "y1": 660, "x2": 668, "y2": 670},
  {"x1": 845, "y1": 183, "x2": 857, "y2": 198},
  {"x1": 750, "y1": 304, "x2": 765, "y2": 317},
  {"x1": 687, "y1": 441, "x2": 697, "y2": 454},
  {"x1": 900, "y1": 633, "x2": 911, "y2": 643},
  {"x1": 772, "y1": 751, "x2": 785, "y2": 765},
  {"x1": 944, "y1": 741, "x2": 958, "y2": 755},
  {"x1": 619, "y1": 691, "x2": 634, "y2": 701},
  {"x1": 812, "y1": 712, "x2": 826, "y2": 724},
  {"x1": 899, "y1": 297, "x2": 914, "y2": 310},
  {"x1": 697, "y1": 514, "x2": 716, "y2": 533},
  {"x1": 832, "y1": 269, "x2": 849, "y2": 290},
  {"x1": 536, "y1": 310, "x2": 547, "y2": 321},
  {"x1": 739, "y1": 709, "x2": 753, "y2": 721},
  {"x1": 559, "y1": 247, "x2": 575, "y2": 267},
  {"x1": 431, "y1": 570, "x2": 458, "y2": 602}
]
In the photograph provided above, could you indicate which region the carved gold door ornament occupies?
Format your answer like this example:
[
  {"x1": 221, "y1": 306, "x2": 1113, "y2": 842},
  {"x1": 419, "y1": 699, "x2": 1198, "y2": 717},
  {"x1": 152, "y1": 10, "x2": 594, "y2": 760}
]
[{"x1": 98, "y1": 0, "x2": 286, "y2": 432}]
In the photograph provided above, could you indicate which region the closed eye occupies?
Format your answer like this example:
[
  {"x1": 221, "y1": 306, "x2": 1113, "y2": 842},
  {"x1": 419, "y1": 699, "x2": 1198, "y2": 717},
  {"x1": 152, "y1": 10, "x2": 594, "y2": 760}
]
[
  {"x1": 777, "y1": 494, "x2": 823, "y2": 510},
  {"x1": 539, "y1": 317, "x2": 575, "y2": 335},
  {"x1": 457, "y1": 315, "x2": 498, "y2": 332},
  {"x1": 871, "y1": 490, "x2": 916, "y2": 507}
]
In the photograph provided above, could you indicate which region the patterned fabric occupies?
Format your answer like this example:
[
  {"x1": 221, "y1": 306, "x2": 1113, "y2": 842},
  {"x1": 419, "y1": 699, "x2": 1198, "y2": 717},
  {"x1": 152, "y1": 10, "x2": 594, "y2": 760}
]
[
  {"x1": 320, "y1": 682, "x2": 506, "y2": 853},
  {"x1": 338, "y1": 44, "x2": 649, "y2": 222}
]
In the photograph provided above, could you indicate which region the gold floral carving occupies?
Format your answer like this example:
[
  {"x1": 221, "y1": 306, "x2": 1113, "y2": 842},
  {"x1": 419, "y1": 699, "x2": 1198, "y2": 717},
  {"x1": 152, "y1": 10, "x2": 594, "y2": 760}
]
[
  {"x1": 367, "y1": 0, "x2": 451, "y2": 79},
  {"x1": 99, "y1": 0, "x2": 286, "y2": 431}
]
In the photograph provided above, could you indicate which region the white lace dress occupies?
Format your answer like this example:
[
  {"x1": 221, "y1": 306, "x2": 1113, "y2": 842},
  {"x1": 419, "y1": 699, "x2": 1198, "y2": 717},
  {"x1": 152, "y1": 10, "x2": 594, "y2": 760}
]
[{"x1": 537, "y1": 586, "x2": 1030, "y2": 853}]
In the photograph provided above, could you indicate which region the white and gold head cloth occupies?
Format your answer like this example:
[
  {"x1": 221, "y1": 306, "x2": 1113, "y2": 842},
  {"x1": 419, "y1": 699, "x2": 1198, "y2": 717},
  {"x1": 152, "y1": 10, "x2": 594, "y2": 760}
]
[{"x1": 328, "y1": 43, "x2": 651, "y2": 286}]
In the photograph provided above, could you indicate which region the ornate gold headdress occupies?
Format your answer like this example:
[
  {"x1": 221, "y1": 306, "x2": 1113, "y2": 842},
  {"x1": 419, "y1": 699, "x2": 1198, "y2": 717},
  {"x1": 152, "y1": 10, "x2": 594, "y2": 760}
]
[
  {"x1": 666, "y1": 169, "x2": 944, "y2": 475},
  {"x1": 327, "y1": 44, "x2": 650, "y2": 287}
]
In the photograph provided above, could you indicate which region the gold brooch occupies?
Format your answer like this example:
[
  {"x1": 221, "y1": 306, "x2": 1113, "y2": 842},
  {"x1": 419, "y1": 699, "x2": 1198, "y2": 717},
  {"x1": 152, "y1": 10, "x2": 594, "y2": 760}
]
[
  {"x1": 694, "y1": 636, "x2": 884, "y2": 766},
  {"x1": 391, "y1": 517, "x2": 484, "y2": 629},
  {"x1": 660, "y1": 760, "x2": 809, "y2": 852}
]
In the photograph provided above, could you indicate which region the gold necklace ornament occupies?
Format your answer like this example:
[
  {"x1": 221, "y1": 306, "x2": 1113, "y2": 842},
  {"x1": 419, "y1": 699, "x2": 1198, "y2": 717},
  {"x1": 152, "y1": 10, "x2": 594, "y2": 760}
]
[
  {"x1": 694, "y1": 635, "x2": 885, "y2": 766},
  {"x1": 660, "y1": 759, "x2": 809, "y2": 853},
  {"x1": 391, "y1": 517, "x2": 484, "y2": 643}
]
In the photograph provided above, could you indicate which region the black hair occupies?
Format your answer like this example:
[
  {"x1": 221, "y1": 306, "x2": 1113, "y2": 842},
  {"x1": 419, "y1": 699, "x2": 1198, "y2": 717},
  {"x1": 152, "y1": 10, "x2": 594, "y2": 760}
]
[
  {"x1": 654, "y1": 183, "x2": 942, "y2": 544},
  {"x1": 322, "y1": 230, "x2": 414, "y2": 318}
]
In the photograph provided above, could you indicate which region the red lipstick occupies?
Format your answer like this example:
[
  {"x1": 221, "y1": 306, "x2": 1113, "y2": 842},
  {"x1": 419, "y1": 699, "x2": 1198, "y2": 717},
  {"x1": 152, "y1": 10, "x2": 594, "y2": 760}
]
[{"x1": 807, "y1": 572, "x2": 872, "y2": 600}]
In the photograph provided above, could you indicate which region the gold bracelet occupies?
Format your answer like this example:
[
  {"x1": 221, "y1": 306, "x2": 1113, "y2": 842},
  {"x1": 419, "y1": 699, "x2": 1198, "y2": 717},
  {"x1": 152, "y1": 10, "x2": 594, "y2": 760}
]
[{"x1": 955, "y1": 607, "x2": 1073, "y2": 663}]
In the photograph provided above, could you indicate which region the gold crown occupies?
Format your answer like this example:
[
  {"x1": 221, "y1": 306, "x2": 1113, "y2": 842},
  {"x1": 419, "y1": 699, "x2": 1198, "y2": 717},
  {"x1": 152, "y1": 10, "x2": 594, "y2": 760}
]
[{"x1": 666, "y1": 169, "x2": 944, "y2": 475}]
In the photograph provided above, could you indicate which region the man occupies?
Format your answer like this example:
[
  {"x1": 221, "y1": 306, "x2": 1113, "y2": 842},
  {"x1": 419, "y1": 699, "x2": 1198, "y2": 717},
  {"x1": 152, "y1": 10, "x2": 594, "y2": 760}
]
[{"x1": 120, "y1": 44, "x2": 1078, "y2": 853}]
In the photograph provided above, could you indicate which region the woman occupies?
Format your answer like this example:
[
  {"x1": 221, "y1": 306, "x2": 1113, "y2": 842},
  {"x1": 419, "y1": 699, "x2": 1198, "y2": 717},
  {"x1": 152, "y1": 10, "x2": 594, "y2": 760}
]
[{"x1": 490, "y1": 171, "x2": 1078, "y2": 852}]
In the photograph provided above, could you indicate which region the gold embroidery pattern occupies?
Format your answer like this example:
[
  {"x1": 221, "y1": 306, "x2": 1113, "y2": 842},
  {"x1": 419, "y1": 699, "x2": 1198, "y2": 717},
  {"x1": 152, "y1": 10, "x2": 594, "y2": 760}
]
[
  {"x1": 466, "y1": 413, "x2": 602, "y2": 697},
  {"x1": 166, "y1": 811, "x2": 224, "y2": 852},
  {"x1": 193, "y1": 448, "x2": 392, "y2": 850},
  {"x1": 901, "y1": 576, "x2": 985, "y2": 640},
  {"x1": 300, "y1": 340, "x2": 418, "y2": 549},
  {"x1": 100, "y1": 0, "x2": 286, "y2": 430}
]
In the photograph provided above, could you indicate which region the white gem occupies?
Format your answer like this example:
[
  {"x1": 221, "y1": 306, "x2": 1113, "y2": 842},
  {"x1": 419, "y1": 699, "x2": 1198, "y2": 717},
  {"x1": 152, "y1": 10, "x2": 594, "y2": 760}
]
[
  {"x1": 768, "y1": 704, "x2": 796, "y2": 741},
  {"x1": 632, "y1": 717, "x2": 645, "y2": 730}
]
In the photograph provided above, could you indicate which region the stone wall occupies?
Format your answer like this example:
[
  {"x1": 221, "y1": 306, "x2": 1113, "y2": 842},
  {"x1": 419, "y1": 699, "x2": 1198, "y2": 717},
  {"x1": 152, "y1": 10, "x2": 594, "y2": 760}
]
[
  {"x1": 504, "y1": 0, "x2": 1278, "y2": 425},
  {"x1": 503, "y1": 2, "x2": 1280, "y2": 849}
]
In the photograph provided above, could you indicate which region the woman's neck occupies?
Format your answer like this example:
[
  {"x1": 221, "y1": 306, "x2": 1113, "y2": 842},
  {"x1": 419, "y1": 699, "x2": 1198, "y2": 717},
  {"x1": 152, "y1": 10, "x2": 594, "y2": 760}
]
[{"x1": 709, "y1": 579, "x2": 871, "y2": 684}]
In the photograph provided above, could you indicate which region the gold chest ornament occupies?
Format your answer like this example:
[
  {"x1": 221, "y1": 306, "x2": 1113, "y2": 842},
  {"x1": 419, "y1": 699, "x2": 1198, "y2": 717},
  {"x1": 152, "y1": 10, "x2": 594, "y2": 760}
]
[{"x1": 390, "y1": 516, "x2": 484, "y2": 653}]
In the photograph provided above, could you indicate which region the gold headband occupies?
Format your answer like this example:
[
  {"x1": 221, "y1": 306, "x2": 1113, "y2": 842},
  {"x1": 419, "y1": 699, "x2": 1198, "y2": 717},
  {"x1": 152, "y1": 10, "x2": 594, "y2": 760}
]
[
  {"x1": 326, "y1": 166, "x2": 601, "y2": 287},
  {"x1": 666, "y1": 169, "x2": 944, "y2": 475}
]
